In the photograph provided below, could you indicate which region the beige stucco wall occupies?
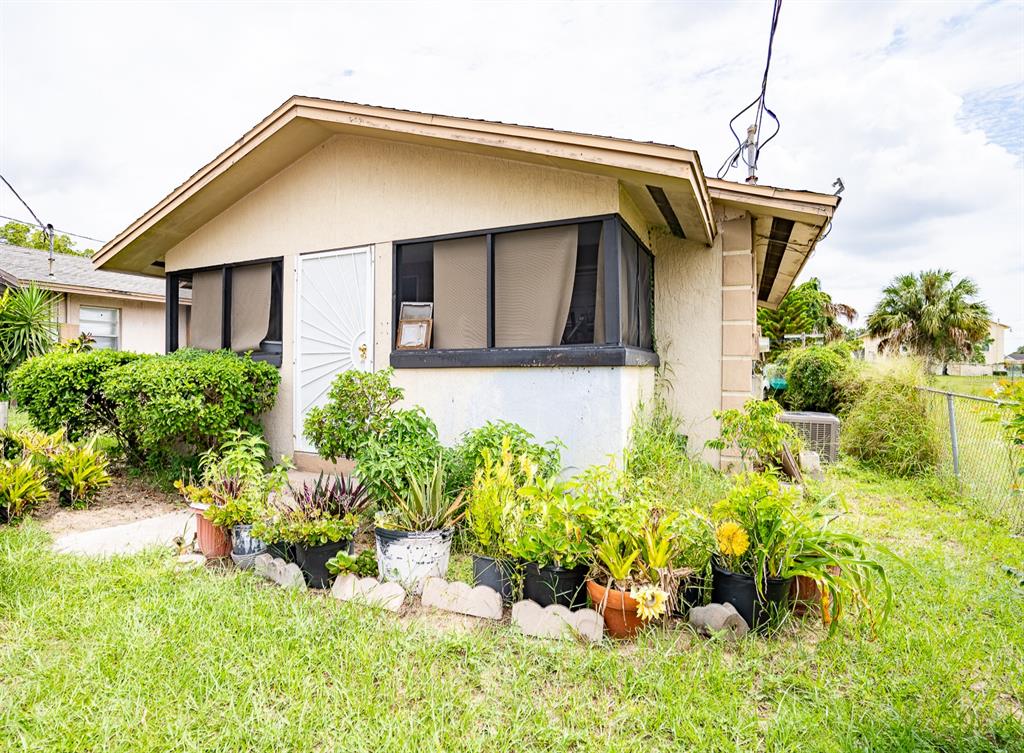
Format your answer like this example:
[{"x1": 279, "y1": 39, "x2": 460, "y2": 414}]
[
  {"x1": 652, "y1": 227, "x2": 724, "y2": 464},
  {"x1": 164, "y1": 133, "x2": 628, "y2": 460},
  {"x1": 62, "y1": 292, "x2": 180, "y2": 354}
]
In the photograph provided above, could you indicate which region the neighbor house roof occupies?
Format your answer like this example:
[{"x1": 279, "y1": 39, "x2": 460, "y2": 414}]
[
  {"x1": 94, "y1": 96, "x2": 839, "y2": 307},
  {"x1": 0, "y1": 243, "x2": 169, "y2": 303}
]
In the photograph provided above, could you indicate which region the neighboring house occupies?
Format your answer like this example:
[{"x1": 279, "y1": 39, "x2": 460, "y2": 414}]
[
  {"x1": 0, "y1": 243, "x2": 188, "y2": 353},
  {"x1": 93, "y1": 96, "x2": 839, "y2": 469},
  {"x1": 861, "y1": 320, "x2": 1011, "y2": 375}
]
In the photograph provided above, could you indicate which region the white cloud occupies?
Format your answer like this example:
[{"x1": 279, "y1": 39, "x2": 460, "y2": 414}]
[{"x1": 1, "y1": 0, "x2": 1021, "y2": 346}]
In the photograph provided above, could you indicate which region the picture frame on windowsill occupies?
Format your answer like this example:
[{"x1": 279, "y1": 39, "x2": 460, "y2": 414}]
[{"x1": 396, "y1": 319, "x2": 432, "y2": 350}]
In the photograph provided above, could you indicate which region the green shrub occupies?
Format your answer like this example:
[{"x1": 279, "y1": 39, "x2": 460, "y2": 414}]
[
  {"x1": 9, "y1": 350, "x2": 145, "y2": 439},
  {"x1": 101, "y1": 350, "x2": 279, "y2": 470},
  {"x1": 842, "y1": 367, "x2": 939, "y2": 477},
  {"x1": 0, "y1": 458, "x2": 49, "y2": 522},
  {"x1": 302, "y1": 368, "x2": 441, "y2": 504},
  {"x1": 706, "y1": 398, "x2": 802, "y2": 472},
  {"x1": 49, "y1": 442, "x2": 112, "y2": 509},
  {"x1": 303, "y1": 368, "x2": 404, "y2": 461},
  {"x1": 784, "y1": 344, "x2": 853, "y2": 414},
  {"x1": 445, "y1": 420, "x2": 561, "y2": 497}
]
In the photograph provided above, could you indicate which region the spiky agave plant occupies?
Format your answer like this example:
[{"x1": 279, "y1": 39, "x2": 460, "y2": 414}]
[{"x1": 380, "y1": 457, "x2": 465, "y2": 532}]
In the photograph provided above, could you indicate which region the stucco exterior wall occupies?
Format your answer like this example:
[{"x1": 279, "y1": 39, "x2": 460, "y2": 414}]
[
  {"x1": 393, "y1": 366, "x2": 654, "y2": 473},
  {"x1": 652, "y1": 228, "x2": 724, "y2": 464},
  {"x1": 63, "y1": 292, "x2": 180, "y2": 354},
  {"x1": 163, "y1": 134, "x2": 623, "y2": 460}
]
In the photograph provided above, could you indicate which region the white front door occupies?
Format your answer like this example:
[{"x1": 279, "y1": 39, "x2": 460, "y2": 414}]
[{"x1": 294, "y1": 247, "x2": 374, "y2": 453}]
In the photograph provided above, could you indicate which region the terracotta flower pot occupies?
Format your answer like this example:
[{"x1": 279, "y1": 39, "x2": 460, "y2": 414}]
[
  {"x1": 790, "y1": 567, "x2": 841, "y2": 624},
  {"x1": 586, "y1": 580, "x2": 644, "y2": 639},
  {"x1": 192, "y1": 506, "x2": 231, "y2": 559}
]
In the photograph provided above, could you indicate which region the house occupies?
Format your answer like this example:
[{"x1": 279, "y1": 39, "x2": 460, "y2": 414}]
[
  {"x1": 861, "y1": 320, "x2": 1011, "y2": 376},
  {"x1": 93, "y1": 96, "x2": 839, "y2": 470},
  {"x1": 0, "y1": 243, "x2": 188, "y2": 353}
]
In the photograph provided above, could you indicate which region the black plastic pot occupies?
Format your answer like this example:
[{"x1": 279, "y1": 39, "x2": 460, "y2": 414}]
[
  {"x1": 267, "y1": 541, "x2": 294, "y2": 562},
  {"x1": 293, "y1": 539, "x2": 351, "y2": 589},
  {"x1": 472, "y1": 555, "x2": 522, "y2": 604},
  {"x1": 523, "y1": 562, "x2": 588, "y2": 609},
  {"x1": 711, "y1": 561, "x2": 791, "y2": 630}
]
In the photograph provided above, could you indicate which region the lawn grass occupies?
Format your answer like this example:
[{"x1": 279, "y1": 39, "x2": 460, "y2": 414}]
[
  {"x1": 930, "y1": 375, "x2": 1006, "y2": 399},
  {"x1": 1, "y1": 465, "x2": 1022, "y2": 752}
]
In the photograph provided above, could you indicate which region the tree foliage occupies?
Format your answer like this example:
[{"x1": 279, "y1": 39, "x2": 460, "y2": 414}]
[
  {"x1": 757, "y1": 277, "x2": 856, "y2": 351},
  {"x1": 0, "y1": 221, "x2": 93, "y2": 257},
  {"x1": 866, "y1": 270, "x2": 990, "y2": 364}
]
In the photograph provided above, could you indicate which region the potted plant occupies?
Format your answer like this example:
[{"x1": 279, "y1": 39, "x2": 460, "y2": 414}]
[
  {"x1": 254, "y1": 474, "x2": 370, "y2": 588},
  {"x1": 579, "y1": 464, "x2": 685, "y2": 638},
  {"x1": 375, "y1": 457, "x2": 464, "y2": 594},
  {"x1": 510, "y1": 475, "x2": 594, "y2": 610},
  {"x1": 464, "y1": 437, "x2": 534, "y2": 603},
  {"x1": 708, "y1": 473, "x2": 797, "y2": 630},
  {"x1": 176, "y1": 480, "x2": 232, "y2": 559},
  {"x1": 325, "y1": 549, "x2": 378, "y2": 578}
]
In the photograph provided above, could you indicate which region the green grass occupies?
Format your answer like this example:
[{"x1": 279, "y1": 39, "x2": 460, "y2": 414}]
[
  {"x1": 1, "y1": 466, "x2": 1023, "y2": 752},
  {"x1": 930, "y1": 375, "x2": 1006, "y2": 399}
]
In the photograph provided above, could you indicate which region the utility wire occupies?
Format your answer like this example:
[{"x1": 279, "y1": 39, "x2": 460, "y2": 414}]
[
  {"x1": 0, "y1": 173, "x2": 48, "y2": 232},
  {"x1": 716, "y1": 0, "x2": 784, "y2": 181},
  {"x1": 0, "y1": 213, "x2": 106, "y2": 245}
]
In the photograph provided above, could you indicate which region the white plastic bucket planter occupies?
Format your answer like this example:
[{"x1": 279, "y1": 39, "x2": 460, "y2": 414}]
[{"x1": 374, "y1": 527, "x2": 453, "y2": 594}]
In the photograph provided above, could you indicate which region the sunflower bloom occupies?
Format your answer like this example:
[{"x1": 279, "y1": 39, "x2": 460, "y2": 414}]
[
  {"x1": 716, "y1": 521, "x2": 750, "y2": 557},
  {"x1": 631, "y1": 585, "x2": 668, "y2": 621}
]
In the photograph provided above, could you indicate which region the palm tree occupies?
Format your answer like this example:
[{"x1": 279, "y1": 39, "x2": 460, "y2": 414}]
[
  {"x1": 758, "y1": 277, "x2": 857, "y2": 349},
  {"x1": 866, "y1": 270, "x2": 990, "y2": 364},
  {"x1": 0, "y1": 284, "x2": 59, "y2": 377}
]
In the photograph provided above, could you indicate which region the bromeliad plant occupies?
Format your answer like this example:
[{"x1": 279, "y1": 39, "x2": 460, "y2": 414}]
[
  {"x1": 377, "y1": 457, "x2": 465, "y2": 532},
  {"x1": 255, "y1": 473, "x2": 371, "y2": 547},
  {"x1": 0, "y1": 457, "x2": 49, "y2": 522},
  {"x1": 49, "y1": 440, "x2": 112, "y2": 509}
]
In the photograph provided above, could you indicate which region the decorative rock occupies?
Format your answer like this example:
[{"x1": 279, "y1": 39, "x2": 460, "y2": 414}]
[
  {"x1": 277, "y1": 562, "x2": 307, "y2": 590},
  {"x1": 253, "y1": 553, "x2": 274, "y2": 577},
  {"x1": 688, "y1": 602, "x2": 749, "y2": 639},
  {"x1": 511, "y1": 599, "x2": 603, "y2": 642},
  {"x1": 799, "y1": 450, "x2": 825, "y2": 481},
  {"x1": 421, "y1": 577, "x2": 502, "y2": 620},
  {"x1": 330, "y1": 575, "x2": 405, "y2": 612}
]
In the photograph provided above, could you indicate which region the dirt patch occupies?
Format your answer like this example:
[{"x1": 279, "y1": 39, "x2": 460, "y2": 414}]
[{"x1": 36, "y1": 472, "x2": 180, "y2": 538}]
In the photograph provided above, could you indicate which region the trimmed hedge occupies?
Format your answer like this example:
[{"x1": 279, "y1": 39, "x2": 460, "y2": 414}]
[
  {"x1": 103, "y1": 349, "x2": 279, "y2": 466},
  {"x1": 9, "y1": 350, "x2": 145, "y2": 439},
  {"x1": 9, "y1": 348, "x2": 280, "y2": 471}
]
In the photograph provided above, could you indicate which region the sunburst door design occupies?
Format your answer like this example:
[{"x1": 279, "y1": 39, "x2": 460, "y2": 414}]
[{"x1": 295, "y1": 247, "x2": 373, "y2": 453}]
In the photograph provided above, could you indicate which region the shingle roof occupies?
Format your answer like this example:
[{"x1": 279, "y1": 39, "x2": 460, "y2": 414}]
[{"x1": 0, "y1": 243, "x2": 166, "y2": 298}]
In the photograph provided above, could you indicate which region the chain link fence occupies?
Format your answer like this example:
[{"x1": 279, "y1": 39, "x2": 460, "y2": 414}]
[{"x1": 919, "y1": 387, "x2": 1023, "y2": 533}]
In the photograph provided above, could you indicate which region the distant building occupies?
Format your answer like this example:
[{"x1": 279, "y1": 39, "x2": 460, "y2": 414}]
[
  {"x1": 858, "y1": 320, "x2": 1011, "y2": 375},
  {"x1": 0, "y1": 243, "x2": 188, "y2": 353}
]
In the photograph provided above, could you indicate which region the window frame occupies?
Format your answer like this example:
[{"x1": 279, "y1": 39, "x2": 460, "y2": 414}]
[
  {"x1": 390, "y1": 214, "x2": 657, "y2": 369},
  {"x1": 79, "y1": 305, "x2": 121, "y2": 351},
  {"x1": 165, "y1": 256, "x2": 284, "y2": 367}
]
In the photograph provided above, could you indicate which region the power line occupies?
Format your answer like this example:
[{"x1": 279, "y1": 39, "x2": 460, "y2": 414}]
[
  {"x1": 0, "y1": 173, "x2": 48, "y2": 232},
  {"x1": 716, "y1": 0, "x2": 784, "y2": 183},
  {"x1": 0, "y1": 213, "x2": 106, "y2": 245}
]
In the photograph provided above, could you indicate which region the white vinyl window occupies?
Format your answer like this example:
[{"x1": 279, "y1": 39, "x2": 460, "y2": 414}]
[{"x1": 80, "y1": 306, "x2": 120, "y2": 350}]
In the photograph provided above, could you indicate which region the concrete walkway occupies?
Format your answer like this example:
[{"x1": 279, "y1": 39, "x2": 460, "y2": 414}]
[{"x1": 52, "y1": 510, "x2": 194, "y2": 556}]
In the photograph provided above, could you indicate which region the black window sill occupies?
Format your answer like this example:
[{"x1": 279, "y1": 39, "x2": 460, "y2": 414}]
[{"x1": 390, "y1": 345, "x2": 659, "y2": 369}]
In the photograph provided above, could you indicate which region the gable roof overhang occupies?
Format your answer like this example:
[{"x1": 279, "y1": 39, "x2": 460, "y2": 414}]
[
  {"x1": 707, "y1": 179, "x2": 840, "y2": 309},
  {"x1": 95, "y1": 97, "x2": 719, "y2": 274}
]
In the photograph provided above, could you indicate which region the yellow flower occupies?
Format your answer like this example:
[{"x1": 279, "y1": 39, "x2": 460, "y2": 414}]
[
  {"x1": 630, "y1": 585, "x2": 668, "y2": 621},
  {"x1": 716, "y1": 521, "x2": 750, "y2": 557}
]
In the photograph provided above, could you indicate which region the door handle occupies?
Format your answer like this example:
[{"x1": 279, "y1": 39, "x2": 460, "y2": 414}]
[{"x1": 358, "y1": 343, "x2": 368, "y2": 361}]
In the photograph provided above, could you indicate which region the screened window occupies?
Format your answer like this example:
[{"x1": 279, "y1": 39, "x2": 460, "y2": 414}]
[
  {"x1": 392, "y1": 215, "x2": 654, "y2": 364},
  {"x1": 80, "y1": 306, "x2": 120, "y2": 350},
  {"x1": 165, "y1": 258, "x2": 283, "y2": 366}
]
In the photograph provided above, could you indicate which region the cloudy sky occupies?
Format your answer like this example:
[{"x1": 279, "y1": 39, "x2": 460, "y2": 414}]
[{"x1": 2, "y1": 1, "x2": 1022, "y2": 348}]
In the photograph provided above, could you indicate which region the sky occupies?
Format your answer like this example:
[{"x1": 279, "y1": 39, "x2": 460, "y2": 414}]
[{"x1": 1, "y1": 0, "x2": 1022, "y2": 349}]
